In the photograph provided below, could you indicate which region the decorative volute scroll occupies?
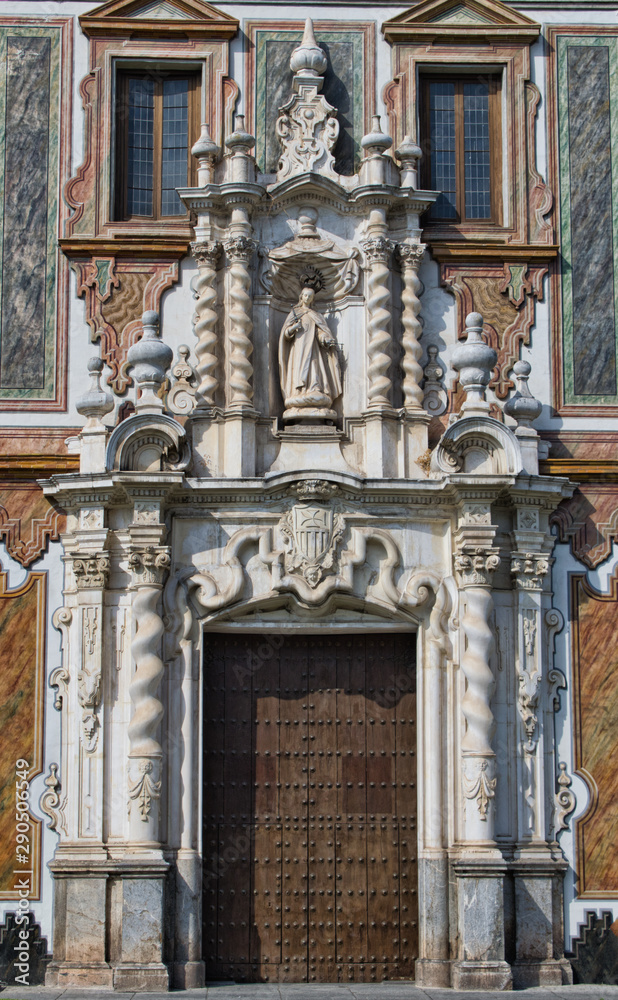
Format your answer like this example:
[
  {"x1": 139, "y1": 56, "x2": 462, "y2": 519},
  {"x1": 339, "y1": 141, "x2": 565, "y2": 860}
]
[{"x1": 275, "y1": 19, "x2": 340, "y2": 184}]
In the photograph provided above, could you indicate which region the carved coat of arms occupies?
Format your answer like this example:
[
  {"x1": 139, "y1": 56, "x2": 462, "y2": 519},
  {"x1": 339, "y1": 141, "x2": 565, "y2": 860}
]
[{"x1": 280, "y1": 502, "x2": 345, "y2": 588}]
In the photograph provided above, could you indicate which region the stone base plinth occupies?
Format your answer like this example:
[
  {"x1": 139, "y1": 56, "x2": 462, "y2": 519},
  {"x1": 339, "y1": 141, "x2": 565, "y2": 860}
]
[
  {"x1": 451, "y1": 959, "x2": 513, "y2": 990},
  {"x1": 46, "y1": 961, "x2": 114, "y2": 988},
  {"x1": 267, "y1": 424, "x2": 356, "y2": 476},
  {"x1": 512, "y1": 958, "x2": 573, "y2": 988},
  {"x1": 113, "y1": 961, "x2": 169, "y2": 992},
  {"x1": 414, "y1": 957, "x2": 452, "y2": 987},
  {"x1": 172, "y1": 959, "x2": 206, "y2": 989}
]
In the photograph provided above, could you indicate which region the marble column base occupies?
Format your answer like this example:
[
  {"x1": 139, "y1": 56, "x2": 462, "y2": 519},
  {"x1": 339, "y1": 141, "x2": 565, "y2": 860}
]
[
  {"x1": 451, "y1": 958, "x2": 513, "y2": 990},
  {"x1": 46, "y1": 961, "x2": 113, "y2": 988},
  {"x1": 172, "y1": 959, "x2": 206, "y2": 989},
  {"x1": 414, "y1": 958, "x2": 452, "y2": 987},
  {"x1": 363, "y1": 409, "x2": 399, "y2": 477},
  {"x1": 112, "y1": 962, "x2": 169, "y2": 991},
  {"x1": 511, "y1": 958, "x2": 573, "y2": 988},
  {"x1": 223, "y1": 409, "x2": 257, "y2": 477}
]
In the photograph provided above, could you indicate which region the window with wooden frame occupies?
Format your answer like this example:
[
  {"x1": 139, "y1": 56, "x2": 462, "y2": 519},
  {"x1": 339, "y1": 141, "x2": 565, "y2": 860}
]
[
  {"x1": 114, "y1": 69, "x2": 200, "y2": 222},
  {"x1": 420, "y1": 74, "x2": 502, "y2": 225}
]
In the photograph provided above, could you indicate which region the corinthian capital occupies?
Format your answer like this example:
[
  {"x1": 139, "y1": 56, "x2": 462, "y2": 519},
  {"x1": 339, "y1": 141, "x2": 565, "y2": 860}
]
[
  {"x1": 511, "y1": 551, "x2": 549, "y2": 590},
  {"x1": 454, "y1": 546, "x2": 500, "y2": 587},
  {"x1": 362, "y1": 236, "x2": 394, "y2": 266},
  {"x1": 396, "y1": 242, "x2": 425, "y2": 271},
  {"x1": 73, "y1": 553, "x2": 110, "y2": 590},
  {"x1": 129, "y1": 546, "x2": 171, "y2": 587},
  {"x1": 224, "y1": 236, "x2": 258, "y2": 263},
  {"x1": 191, "y1": 241, "x2": 223, "y2": 268}
]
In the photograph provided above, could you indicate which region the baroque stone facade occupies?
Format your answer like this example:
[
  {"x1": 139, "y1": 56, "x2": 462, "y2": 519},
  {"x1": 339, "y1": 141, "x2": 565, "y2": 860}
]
[{"x1": 1, "y1": 0, "x2": 618, "y2": 991}]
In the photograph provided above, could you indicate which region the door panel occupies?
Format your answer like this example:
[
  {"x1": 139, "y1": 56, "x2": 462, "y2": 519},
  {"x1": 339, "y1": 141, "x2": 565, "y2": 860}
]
[{"x1": 203, "y1": 632, "x2": 417, "y2": 983}]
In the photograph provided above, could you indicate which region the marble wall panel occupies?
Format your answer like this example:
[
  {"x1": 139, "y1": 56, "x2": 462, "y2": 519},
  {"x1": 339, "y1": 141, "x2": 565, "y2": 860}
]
[
  {"x1": 555, "y1": 33, "x2": 618, "y2": 408},
  {"x1": 0, "y1": 567, "x2": 45, "y2": 899},
  {"x1": 248, "y1": 24, "x2": 371, "y2": 175},
  {"x1": 571, "y1": 570, "x2": 618, "y2": 897},
  {"x1": 0, "y1": 21, "x2": 70, "y2": 409}
]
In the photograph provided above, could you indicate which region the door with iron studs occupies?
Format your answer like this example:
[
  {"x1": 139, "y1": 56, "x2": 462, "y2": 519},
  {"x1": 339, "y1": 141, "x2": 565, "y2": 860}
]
[{"x1": 203, "y1": 632, "x2": 418, "y2": 983}]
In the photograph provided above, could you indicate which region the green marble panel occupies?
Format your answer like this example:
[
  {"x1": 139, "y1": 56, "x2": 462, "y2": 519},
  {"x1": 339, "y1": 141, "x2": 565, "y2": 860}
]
[
  {"x1": 0, "y1": 27, "x2": 62, "y2": 401},
  {"x1": 557, "y1": 34, "x2": 618, "y2": 406},
  {"x1": 254, "y1": 28, "x2": 365, "y2": 175}
]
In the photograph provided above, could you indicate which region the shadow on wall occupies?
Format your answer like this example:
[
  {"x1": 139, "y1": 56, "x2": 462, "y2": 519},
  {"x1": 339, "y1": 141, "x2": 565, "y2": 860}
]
[{"x1": 569, "y1": 910, "x2": 618, "y2": 984}]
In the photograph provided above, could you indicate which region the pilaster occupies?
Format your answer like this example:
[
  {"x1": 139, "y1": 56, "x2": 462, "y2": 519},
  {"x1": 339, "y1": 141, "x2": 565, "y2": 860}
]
[{"x1": 509, "y1": 501, "x2": 572, "y2": 987}]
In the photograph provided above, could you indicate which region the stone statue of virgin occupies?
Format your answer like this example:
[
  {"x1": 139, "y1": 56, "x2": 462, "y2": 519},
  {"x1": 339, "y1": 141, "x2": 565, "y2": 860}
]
[{"x1": 278, "y1": 286, "x2": 342, "y2": 421}]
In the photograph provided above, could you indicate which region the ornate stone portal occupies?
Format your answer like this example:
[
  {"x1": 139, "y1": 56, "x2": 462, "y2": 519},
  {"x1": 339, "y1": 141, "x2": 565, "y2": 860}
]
[{"x1": 43, "y1": 20, "x2": 574, "y2": 994}]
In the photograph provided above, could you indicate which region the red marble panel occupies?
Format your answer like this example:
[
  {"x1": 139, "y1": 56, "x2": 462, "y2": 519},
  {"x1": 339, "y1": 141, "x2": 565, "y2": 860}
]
[
  {"x1": 572, "y1": 570, "x2": 618, "y2": 897},
  {"x1": 0, "y1": 568, "x2": 45, "y2": 899}
]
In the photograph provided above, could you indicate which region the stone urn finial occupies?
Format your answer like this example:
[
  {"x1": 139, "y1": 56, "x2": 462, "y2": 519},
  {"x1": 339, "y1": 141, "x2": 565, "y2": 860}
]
[
  {"x1": 451, "y1": 312, "x2": 497, "y2": 416},
  {"x1": 76, "y1": 357, "x2": 114, "y2": 427},
  {"x1": 127, "y1": 311, "x2": 173, "y2": 414},
  {"x1": 290, "y1": 18, "x2": 328, "y2": 87}
]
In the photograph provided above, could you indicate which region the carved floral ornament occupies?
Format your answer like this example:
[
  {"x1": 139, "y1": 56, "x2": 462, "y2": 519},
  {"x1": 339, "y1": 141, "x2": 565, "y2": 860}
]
[
  {"x1": 462, "y1": 757, "x2": 496, "y2": 821},
  {"x1": 127, "y1": 758, "x2": 161, "y2": 822}
]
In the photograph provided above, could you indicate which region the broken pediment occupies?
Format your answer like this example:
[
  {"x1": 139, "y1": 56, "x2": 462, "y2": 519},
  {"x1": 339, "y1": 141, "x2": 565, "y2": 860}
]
[
  {"x1": 79, "y1": 0, "x2": 238, "y2": 38},
  {"x1": 382, "y1": 0, "x2": 540, "y2": 43}
]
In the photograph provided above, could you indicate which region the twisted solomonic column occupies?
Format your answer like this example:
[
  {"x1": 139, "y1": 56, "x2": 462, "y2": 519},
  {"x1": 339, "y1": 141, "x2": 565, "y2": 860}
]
[
  {"x1": 127, "y1": 546, "x2": 170, "y2": 841},
  {"x1": 224, "y1": 236, "x2": 257, "y2": 410},
  {"x1": 362, "y1": 236, "x2": 394, "y2": 409},
  {"x1": 454, "y1": 544, "x2": 500, "y2": 840},
  {"x1": 396, "y1": 242, "x2": 426, "y2": 411},
  {"x1": 191, "y1": 241, "x2": 222, "y2": 408}
]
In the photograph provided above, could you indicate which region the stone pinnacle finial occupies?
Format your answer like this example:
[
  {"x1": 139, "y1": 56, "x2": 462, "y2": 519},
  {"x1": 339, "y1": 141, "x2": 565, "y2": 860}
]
[
  {"x1": 127, "y1": 311, "x2": 173, "y2": 414},
  {"x1": 76, "y1": 357, "x2": 114, "y2": 426},
  {"x1": 503, "y1": 361, "x2": 542, "y2": 428},
  {"x1": 191, "y1": 123, "x2": 219, "y2": 186},
  {"x1": 504, "y1": 360, "x2": 543, "y2": 473},
  {"x1": 451, "y1": 312, "x2": 497, "y2": 416},
  {"x1": 290, "y1": 18, "x2": 327, "y2": 88}
]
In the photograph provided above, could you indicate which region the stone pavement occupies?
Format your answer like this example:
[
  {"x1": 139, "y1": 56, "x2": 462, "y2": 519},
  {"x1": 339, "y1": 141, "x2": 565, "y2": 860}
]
[{"x1": 1, "y1": 983, "x2": 618, "y2": 1000}]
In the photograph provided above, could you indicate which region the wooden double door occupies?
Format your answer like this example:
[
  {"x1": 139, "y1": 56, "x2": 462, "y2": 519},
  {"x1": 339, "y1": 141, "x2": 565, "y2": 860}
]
[{"x1": 203, "y1": 632, "x2": 418, "y2": 983}]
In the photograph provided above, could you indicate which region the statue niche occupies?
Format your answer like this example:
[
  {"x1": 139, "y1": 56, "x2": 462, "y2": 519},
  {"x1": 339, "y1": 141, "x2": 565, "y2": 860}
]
[{"x1": 279, "y1": 286, "x2": 342, "y2": 422}]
